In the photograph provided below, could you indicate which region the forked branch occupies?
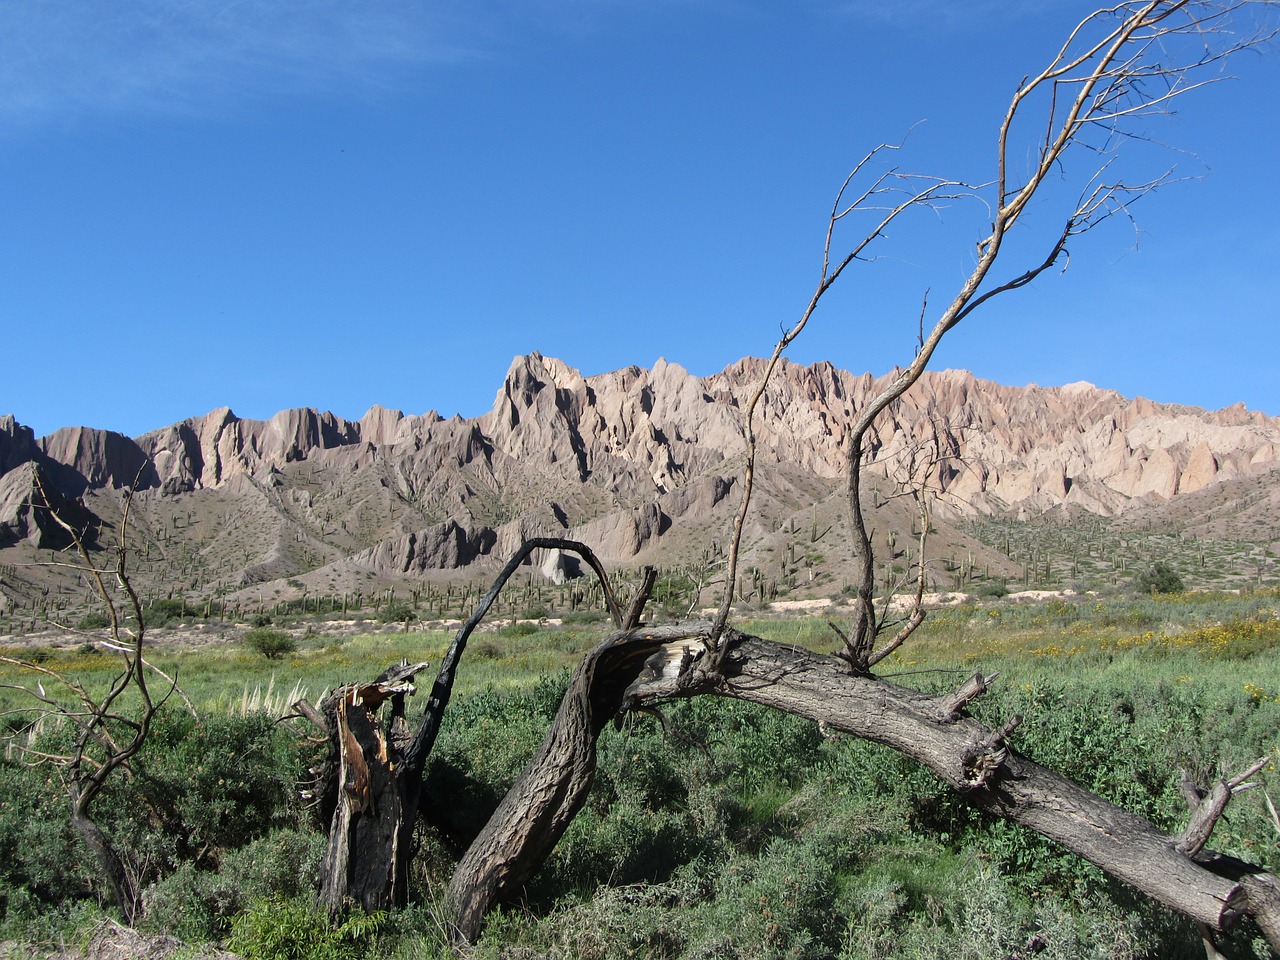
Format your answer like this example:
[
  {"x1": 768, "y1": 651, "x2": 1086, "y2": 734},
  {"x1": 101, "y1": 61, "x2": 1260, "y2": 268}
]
[{"x1": 1, "y1": 478, "x2": 165, "y2": 924}]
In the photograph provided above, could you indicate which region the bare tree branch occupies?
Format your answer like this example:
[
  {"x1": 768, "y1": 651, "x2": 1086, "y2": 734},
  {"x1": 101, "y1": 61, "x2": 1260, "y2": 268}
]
[{"x1": 0, "y1": 476, "x2": 162, "y2": 924}]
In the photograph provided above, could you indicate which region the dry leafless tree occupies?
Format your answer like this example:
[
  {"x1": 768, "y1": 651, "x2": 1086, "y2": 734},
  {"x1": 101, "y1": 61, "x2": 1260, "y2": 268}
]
[
  {"x1": 313, "y1": 2, "x2": 1280, "y2": 953},
  {"x1": 0, "y1": 478, "x2": 175, "y2": 925}
]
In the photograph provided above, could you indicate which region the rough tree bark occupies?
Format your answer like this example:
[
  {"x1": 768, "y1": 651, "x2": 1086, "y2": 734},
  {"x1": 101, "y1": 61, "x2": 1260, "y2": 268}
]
[
  {"x1": 309, "y1": 538, "x2": 627, "y2": 913},
  {"x1": 444, "y1": 625, "x2": 1280, "y2": 948},
  {"x1": 312, "y1": 662, "x2": 427, "y2": 911},
  {"x1": 315, "y1": 3, "x2": 1280, "y2": 951}
]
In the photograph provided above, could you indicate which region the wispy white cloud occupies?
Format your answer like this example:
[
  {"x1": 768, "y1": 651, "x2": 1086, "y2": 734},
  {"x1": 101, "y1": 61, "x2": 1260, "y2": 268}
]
[
  {"x1": 4, "y1": 0, "x2": 963, "y2": 128},
  {"x1": 0, "y1": 1, "x2": 486, "y2": 125}
]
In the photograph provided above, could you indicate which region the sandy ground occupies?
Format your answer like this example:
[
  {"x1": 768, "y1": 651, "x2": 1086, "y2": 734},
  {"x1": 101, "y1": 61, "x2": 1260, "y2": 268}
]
[{"x1": 3, "y1": 588, "x2": 1097, "y2": 654}]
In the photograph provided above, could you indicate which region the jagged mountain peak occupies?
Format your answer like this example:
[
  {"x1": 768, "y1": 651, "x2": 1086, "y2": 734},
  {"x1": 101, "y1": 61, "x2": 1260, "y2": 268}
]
[{"x1": 2, "y1": 354, "x2": 1278, "y2": 599}]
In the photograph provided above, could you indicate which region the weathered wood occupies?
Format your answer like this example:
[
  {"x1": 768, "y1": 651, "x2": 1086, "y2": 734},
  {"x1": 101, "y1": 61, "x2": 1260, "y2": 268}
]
[
  {"x1": 444, "y1": 626, "x2": 1280, "y2": 948},
  {"x1": 316, "y1": 663, "x2": 427, "y2": 912},
  {"x1": 445, "y1": 623, "x2": 706, "y2": 940},
  {"x1": 320, "y1": 538, "x2": 625, "y2": 916},
  {"x1": 694, "y1": 635, "x2": 1255, "y2": 933}
]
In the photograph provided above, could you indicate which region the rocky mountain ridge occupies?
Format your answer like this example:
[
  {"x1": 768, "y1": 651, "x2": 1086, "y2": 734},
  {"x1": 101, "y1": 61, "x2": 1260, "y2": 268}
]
[{"x1": 2, "y1": 354, "x2": 1278, "y2": 606}]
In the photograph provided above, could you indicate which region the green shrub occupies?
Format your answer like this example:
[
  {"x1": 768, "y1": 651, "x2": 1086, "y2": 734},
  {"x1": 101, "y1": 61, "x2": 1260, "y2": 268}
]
[
  {"x1": 378, "y1": 601, "x2": 416, "y2": 625},
  {"x1": 0, "y1": 709, "x2": 305, "y2": 932},
  {"x1": 227, "y1": 896, "x2": 386, "y2": 960},
  {"x1": 244, "y1": 627, "x2": 297, "y2": 659},
  {"x1": 134, "y1": 712, "x2": 305, "y2": 857},
  {"x1": 562, "y1": 609, "x2": 608, "y2": 625},
  {"x1": 75, "y1": 610, "x2": 110, "y2": 630},
  {"x1": 0, "y1": 757, "x2": 93, "y2": 905},
  {"x1": 0, "y1": 885, "x2": 105, "y2": 946},
  {"x1": 1134, "y1": 562, "x2": 1185, "y2": 594},
  {"x1": 144, "y1": 598, "x2": 190, "y2": 626},
  {"x1": 498, "y1": 621, "x2": 539, "y2": 637},
  {"x1": 653, "y1": 574, "x2": 698, "y2": 613},
  {"x1": 142, "y1": 829, "x2": 324, "y2": 941}
]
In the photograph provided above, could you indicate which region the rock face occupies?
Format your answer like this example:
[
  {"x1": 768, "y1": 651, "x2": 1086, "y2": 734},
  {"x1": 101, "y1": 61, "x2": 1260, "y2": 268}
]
[
  {"x1": 0, "y1": 415, "x2": 41, "y2": 477},
  {"x1": 0, "y1": 461, "x2": 98, "y2": 550},
  {"x1": 3, "y1": 354, "x2": 1278, "y2": 595},
  {"x1": 351, "y1": 522, "x2": 498, "y2": 574}
]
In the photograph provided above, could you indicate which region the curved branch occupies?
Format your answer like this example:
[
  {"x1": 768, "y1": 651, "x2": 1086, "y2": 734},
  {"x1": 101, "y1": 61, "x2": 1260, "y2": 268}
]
[
  {"x1": 446, "y1": 627, "x2": 1280, "y2": 947},
  {"x1": 402, "y1": 537, "x2": 622, "y2": 781},
  {"x1": 636, "y1": 633, "x2": 1280, "y2": 944}
]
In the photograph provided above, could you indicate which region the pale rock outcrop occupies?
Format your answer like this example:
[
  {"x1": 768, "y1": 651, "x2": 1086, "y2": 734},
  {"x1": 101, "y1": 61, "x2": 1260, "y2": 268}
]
[
  {"x1": 11, "y1": 354, "x2": 1280, "y2": 582},
  {"x1": 1132, "y1": 447, "x2": 1179, "y2": 500},
  {"x1": 573, "y1": 503, "x2": 670, "y2": 561},
  {"x1": 541, "y1": 549, "x2": 580, "y2": 585},
  {"x1": 1180, "y1": 441, "x2": 1219, "y2": 494},
  {"x1": 494, "y1": 505, "x2": 571, "y2": 562},
  {"x1": 40, "y1": 426, "x2": 156, "y2": 492},
  {"x1": 54, "y1": 355, "x2": 1280, "y2": 522}
]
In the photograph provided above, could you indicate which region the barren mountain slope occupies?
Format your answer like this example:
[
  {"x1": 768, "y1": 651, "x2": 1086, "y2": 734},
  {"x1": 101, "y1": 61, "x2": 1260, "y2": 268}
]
[{"x1": 2, "y1": 354, "x2": 1277, "y2": 609}]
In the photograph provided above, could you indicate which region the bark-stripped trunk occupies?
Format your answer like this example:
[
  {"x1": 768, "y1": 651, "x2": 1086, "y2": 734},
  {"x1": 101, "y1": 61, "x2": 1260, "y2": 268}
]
[
  {"x1": 445, "y1": 624, "x2": 1280, "y2": 950},
  {"x1": 314, "y1": 663, "x2": 426, "y2": 912}
]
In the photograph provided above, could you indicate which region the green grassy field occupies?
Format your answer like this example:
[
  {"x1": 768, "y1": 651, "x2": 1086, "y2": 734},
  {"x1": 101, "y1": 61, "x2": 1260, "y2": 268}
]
[{"x1": 1, "y1": 590, "x2": 1278, "y2": 959}]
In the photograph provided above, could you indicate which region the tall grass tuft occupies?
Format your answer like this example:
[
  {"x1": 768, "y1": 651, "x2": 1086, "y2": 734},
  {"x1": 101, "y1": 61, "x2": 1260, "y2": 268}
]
[{"x1": 234, "y1": 674, "x2": 309, "y2": 717}]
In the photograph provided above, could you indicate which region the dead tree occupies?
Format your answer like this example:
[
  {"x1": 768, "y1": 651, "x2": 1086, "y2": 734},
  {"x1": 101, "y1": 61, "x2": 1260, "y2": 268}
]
[
  {"x1": 446, "y1": 624, "x2": 1280, "y2": 944},
  {"x1": 0, "y1": 481, "x2": 171, "y2": 925},
  {"x1": 433, "y1": 2, "x2": 1280, "y2": 953},
  {"x1": 305, "y1": 538, "x2": 629, "y2": 913}
]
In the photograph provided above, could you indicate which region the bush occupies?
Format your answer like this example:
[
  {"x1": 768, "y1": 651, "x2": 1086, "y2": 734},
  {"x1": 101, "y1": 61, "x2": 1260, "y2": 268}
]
[
  {"x1": 227, "y1": 895, "x2": 386, "y2": 960},
  {"x1": 244, "y1": 627, "x2": 296, "y2": 659},
  {"x1": 562, "y1": 609, "x2": 608, "y2": 625},
  {"x1": 0, "y1": 709, "x2": 305, "y2": 930},
  {"x1": 75, "y1": 610, "x2": 110, "y2": 630},
  {"x1": 498, "y1": 621, "x2": 540, "y2": 637},
  {"x1": 378, "y1": 601, "x2": 416, "y2": 625},
  {"x1": 0, "y1": 757, "x2": 93, "y2": 906},
  {"x1": 138, "y1": 712, "x2": 305, "y2": 855},
  {"x1": 142, "y1": 829, "x2": 324, "y2": 941},
  {"x1": 144, "y1": 598, "x2": 190, "y2": 626},
  {"x1": 1134, "y1": 562, "x2": 1185, "y2": 595}
]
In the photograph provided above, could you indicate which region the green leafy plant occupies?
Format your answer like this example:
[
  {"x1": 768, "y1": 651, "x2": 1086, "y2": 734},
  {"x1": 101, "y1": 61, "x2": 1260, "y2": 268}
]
[
  {"x1": 498, "y1": 621, "x2": 539, "y2": 637},
  {"x1": 1135, "y1": 562, "x2": 1185, "y2": 595},
  {"x1": 378, "y1": 601, "x2": 416, "y2": 625},
  {"x1": 243, "y1": 628, "x2": 297, "y2": 660},
  {"x1": 144, "y1": 597, "x2": 190, "y2": 626},
  {"x1": 227, "y1": 896, "x2": 386, "y2": 960},
  {"x1": 142, "y1": 830, "x2": 323, "y2": 941},
  {"x1": 75, "y1": 610, "x2": 110, "y2": 630}
]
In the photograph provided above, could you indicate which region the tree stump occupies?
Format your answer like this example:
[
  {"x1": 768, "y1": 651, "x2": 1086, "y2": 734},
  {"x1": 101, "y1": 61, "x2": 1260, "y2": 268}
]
[{"x1": 310, "y1": 660, "x2": 429, "y2": 912}]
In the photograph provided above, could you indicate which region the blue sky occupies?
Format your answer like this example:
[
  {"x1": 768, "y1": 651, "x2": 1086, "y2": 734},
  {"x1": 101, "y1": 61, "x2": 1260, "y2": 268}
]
[{"x1": 2, "y1": 1, "x2": 1277, "y2": 439}]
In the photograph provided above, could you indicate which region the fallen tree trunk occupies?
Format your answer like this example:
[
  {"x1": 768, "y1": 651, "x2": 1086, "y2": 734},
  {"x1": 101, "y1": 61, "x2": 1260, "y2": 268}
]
[{"x1": 446, "y1": 623, "x2": 1280, "y2": 949}]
